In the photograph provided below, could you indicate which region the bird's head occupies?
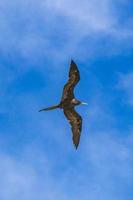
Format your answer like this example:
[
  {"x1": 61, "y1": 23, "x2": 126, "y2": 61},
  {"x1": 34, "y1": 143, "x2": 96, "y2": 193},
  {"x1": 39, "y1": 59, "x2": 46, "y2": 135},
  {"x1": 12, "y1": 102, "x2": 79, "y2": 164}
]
[
  {"x1": 71, "y1": 99, "x2": 81, "y2": 105},
  {"x1": 71, "y1": 99, "x2": 88, "y2": 106}
]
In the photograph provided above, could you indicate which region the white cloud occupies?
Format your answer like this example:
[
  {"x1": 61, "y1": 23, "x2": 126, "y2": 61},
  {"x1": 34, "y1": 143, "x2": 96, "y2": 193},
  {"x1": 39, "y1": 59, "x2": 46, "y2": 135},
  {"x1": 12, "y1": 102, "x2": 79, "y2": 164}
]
[
  {"x1": 0, "y1": 0, "x2": 133, "y2": 66},
  {"x1": 44, "y1": 0, "x2": 116, "y2": 32},
  {"x1": 0, "y1": 152, "x2": 69, "y2": 200},
  {"x1": 0, "y1": 127, "x2": 133, "y2": 200}
]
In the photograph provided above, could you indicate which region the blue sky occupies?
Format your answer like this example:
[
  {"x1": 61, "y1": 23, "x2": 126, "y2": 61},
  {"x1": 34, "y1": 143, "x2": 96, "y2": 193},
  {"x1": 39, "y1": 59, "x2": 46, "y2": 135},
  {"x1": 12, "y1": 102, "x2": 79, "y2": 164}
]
[{"x1": 0, "y1": 0, "x2": 133, "y2": 199}]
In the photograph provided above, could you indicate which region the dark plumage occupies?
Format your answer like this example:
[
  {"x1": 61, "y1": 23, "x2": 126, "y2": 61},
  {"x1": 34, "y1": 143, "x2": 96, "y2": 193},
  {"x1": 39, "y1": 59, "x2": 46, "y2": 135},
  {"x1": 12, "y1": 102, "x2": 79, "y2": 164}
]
[{"x1": 39, "y1": 60, "x2": 86, "y2": 149}]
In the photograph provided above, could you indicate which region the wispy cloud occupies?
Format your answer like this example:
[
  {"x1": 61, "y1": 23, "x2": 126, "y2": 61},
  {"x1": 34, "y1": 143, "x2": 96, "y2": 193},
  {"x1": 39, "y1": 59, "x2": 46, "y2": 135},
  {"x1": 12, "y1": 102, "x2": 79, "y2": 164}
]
[
  {"x1": 0, "y1": 126, "x2": 133, "y2": 200},
  {"x1": 44, "y1": 0, "x2": 116, "y2": 32},
  {"x1": 0, "y1": 0, "x2": 133, "y2": 67},
  {"x1": 0, "y1": 152, "x2": 69, "y2": 200},
  {"x1": 117, "y1": 72, "x2": 133, "y2": 106},
  {"x1": 0, "y1": 1, "x2": 133, "y2": 200}
]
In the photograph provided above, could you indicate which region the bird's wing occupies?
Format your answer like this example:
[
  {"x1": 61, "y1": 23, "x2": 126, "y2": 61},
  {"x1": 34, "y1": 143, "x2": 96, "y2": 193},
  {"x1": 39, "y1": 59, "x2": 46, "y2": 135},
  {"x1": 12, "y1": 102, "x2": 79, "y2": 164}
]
[
  {"x1": 61, "y1": 60, "x2": 80, "y2": 101},
  {"x1": 64, "y1": 108, "x2": 82, "y2": 149}
]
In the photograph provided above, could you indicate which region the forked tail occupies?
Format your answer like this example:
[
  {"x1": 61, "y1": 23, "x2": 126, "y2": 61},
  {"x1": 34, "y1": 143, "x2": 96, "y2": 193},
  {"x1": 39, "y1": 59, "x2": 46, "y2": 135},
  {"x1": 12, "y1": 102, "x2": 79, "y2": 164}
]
[{"x1": 39, "y1": 104, "x2": 59, "y2": 112}]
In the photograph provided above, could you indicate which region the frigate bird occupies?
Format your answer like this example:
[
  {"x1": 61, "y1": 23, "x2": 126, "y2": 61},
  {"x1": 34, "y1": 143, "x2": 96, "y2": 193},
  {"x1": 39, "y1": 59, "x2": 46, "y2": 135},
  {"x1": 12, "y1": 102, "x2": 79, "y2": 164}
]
[{"x1": 39, "y1": 60, "x2": 87, "y2": 149}]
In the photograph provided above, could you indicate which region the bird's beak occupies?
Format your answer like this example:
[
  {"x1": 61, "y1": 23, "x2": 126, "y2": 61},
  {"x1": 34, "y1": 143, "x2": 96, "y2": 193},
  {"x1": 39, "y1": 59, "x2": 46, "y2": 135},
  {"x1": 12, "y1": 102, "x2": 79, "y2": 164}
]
[{"x1": 81, "y1": 102, "x2": 88, "y2": 105}]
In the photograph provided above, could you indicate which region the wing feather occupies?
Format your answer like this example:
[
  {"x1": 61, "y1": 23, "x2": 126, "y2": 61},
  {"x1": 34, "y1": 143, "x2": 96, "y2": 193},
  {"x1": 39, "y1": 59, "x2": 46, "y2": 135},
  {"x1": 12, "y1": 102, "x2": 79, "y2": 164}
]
[
  {"x1": 61, "y1": 60, "x2": 80, "y2": 101},
  {"x1": 64, "y1": 108, "x2": 82, "y2": 149}
]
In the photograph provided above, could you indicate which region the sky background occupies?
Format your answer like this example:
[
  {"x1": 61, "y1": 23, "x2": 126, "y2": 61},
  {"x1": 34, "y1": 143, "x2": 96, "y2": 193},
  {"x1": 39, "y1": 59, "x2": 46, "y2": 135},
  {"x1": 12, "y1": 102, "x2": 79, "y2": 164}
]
[{"x1": 0, "y1": 0, "x2": 133, "y2": 199}]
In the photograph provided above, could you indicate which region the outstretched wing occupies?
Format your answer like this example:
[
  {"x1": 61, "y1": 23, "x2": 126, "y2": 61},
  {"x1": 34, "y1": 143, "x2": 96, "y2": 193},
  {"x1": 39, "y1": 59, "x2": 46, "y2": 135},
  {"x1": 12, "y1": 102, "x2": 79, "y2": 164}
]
[
  {"x1": 64, "y1": 108, "x2": 82, "y2": 149},
  {"x1": 61, "y1": 60, "x2": 80, "y2": 102}
]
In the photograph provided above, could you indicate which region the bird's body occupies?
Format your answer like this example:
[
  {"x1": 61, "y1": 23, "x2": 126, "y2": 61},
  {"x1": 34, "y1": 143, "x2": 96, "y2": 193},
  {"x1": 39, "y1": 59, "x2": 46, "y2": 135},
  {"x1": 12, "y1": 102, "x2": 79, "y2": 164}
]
[{"x1": 39, "y1": 60, "x2": 86, "y2": 149}]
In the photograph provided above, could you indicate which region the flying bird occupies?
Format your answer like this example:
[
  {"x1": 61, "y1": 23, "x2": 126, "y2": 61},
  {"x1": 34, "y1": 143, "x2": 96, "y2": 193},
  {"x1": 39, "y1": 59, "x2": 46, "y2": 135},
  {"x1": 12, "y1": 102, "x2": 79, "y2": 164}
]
[{"x1": 39, "y1": 60, "x2": 87, "y2": 149}]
